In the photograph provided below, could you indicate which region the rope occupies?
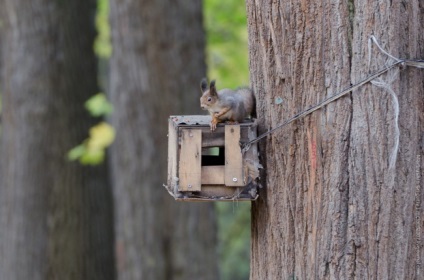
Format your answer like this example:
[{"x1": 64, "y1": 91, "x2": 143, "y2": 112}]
[{"x1": 241, "y1": 37, "x2": 424, "y2": 157}]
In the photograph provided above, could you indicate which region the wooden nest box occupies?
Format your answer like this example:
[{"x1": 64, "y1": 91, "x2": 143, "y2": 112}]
[{"x1": 166, "y1": 115, "x2": 262, "y2": 201}]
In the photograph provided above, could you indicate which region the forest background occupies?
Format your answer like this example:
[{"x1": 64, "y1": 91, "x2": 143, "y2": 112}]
[
  {"x1": 97, "y1": 1, "x2": 252, "y2": 277},
  {"x1": 0, "y1": 0, "x2": 251, "y2": 279},
  {"x1": 2, "y1": 1, "x2": 422, "y2": 279}
]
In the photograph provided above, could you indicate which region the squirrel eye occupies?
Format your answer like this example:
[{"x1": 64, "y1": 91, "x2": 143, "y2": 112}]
[{"x1": 207, "y1": 97, "x2": 212, "y2": 102}]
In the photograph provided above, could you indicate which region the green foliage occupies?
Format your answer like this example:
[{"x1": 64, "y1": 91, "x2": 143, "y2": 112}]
[
  {"x1": 204, "y1": 0, "x2": 249, "y2": 89},
  {"x1": 204, "y1": 1, "x2": 251, "y2": 279},
  {"x1": 68, "y1": 122, "x2": 115, "y2": 165},
  {"x1": 217, "y1": 203, "x2": 251, "y2": 280},
  {"x1": 85, "y1": 93, "x2": 113, "y2": 116},
  {"x1": 68, "y1": 94, "x2": 115, "y2": 165},
  {"x1": 68, "y1": 0, "x2": 113, "y2": 166},
  {"x1": 94, "y1": 0, "x2": 112, "y2": 58}
]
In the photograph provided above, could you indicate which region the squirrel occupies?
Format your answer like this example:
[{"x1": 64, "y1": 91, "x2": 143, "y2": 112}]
[{"x1": 200, "y1": 78, "x2": 256, "y2": 131}]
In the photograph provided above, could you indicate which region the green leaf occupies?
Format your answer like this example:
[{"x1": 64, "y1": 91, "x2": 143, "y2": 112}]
[
  {"x1": 85, "y1": 93, "x2": 113, "y2": 117},
  {"x1": 87, "y1": 122, "x2": 116, "y2": 149},
  {"x1": 67, "y1": 144, "x2": 87, "y2": 161},
  {"x1": 80, "y1": 148, "x2": 105, "y2": 165},
  {"x1": 94, "y1": 0, "x2": 112, "y2": 58},
  {"x1": 67, "y1": 122, "x2": 115, "y2": 165}
]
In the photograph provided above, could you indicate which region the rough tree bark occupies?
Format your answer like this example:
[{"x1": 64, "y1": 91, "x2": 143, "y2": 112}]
[
  {"x1": 109, "y1": 1, "x2": 218, "y2": 279},
  {"x1": 0, "y1": 1, "x2": 115, "y2": 279},
  {"x1": 246, "y1": 0, "x2": 423, "y2": 279}
]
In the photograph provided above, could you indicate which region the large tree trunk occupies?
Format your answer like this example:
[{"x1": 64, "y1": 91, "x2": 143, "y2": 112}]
[
  {"x1": 0, "y1": 1, "x2": 3, "y2": 95},
  {"x1": 109, "y1": 1, "x2": 218, "y2": 279},
  {"x1": 0, "y1": 1, "x2": 115, "y2": 279},
  {"x1": 247, "y1": 1, "x2": 423, "y2": 279}
]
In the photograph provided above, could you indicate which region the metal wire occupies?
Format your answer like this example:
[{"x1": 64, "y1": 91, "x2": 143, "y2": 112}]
[
  {"x1": 240, "y1": 60, "x2": 406, "y2": 152},
  {"x1": 240, "y1": 35, "x2": 424, "y2": 153}
]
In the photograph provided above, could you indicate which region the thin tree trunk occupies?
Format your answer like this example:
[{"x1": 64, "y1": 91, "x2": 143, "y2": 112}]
[
  {"x1": 246, "y1": 0, "x2": 423, "y2": 279},
  {"x1": 0, "y1": 1, "x2": 115, "y2": 279},
  {"x1": 109, "y1": 1, "x2": 218, "y2": 279}
]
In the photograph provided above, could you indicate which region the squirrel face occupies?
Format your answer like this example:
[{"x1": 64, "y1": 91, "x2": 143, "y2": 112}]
[{"x1": 200, "y1": 79, "x2": 218, "y2": 111}]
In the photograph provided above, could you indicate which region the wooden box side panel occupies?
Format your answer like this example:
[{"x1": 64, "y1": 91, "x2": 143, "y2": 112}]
[
  {"x1": 167, "y1": 119, "x2": 179, "y2": 191},
  {"x1": 225, "y1": 125, "x2": 244, "y2": 186},
  {"x1": 166, "y1": 116, "x2": 261, "y2": 201},
  {"x1": 178, "y1": 129, "x2": 202, "y2": 191}
]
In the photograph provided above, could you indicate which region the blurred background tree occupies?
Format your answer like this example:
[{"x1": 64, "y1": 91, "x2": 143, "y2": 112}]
[
  {"x1": 99, "y1": 0, "x2": 251, "y2": 278},
  {"x1": 0, "y1": 0, "x2": 251, "y2": 279},
  {"x1": 108, "y1": 0, "x2": 218, "y2": 279},
  {"x1": 0, "y1": 0, "x2": 3, "y2": 135},
  {"x1": 0, "y1": 0, "x2": 114, "y2": 279},
  {"x1": 204, "y1": 1, "x2": 251, "y2": 279}
]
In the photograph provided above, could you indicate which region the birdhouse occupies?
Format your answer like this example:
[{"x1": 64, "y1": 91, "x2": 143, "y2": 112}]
[{"x1": 166, "y1": 115, "x2": 262, "y2": 201}]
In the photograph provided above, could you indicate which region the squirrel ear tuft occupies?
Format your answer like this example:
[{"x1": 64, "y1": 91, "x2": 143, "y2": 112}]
[
  {"x1": 209, "y1": 80, "x2": 217, "y2": 95},
  {"x1": 200, "y1": 78, "x2": 208, "y2": 93}
]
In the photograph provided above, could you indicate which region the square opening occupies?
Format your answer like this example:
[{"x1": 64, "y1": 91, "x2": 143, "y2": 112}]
[{"x1": 201, "y1": 147, "x2": 225, "y2": 166}]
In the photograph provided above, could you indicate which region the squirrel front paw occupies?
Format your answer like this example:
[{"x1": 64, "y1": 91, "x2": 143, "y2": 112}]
[{"x1": 210, "y1": 118, "x2": 218, "y2": 131}]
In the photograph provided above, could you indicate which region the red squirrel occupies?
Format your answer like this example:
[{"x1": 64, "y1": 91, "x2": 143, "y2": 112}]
[{"x1": 200, "y1": 79, "x2": 255, "y2": 131}]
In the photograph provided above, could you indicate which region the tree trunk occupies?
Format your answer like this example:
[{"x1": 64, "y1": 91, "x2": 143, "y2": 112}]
[
  {"x1": 109, "y1": 1, "x2": 218, "y2": 279},
  {"x1": 0, "y1": 1, "x2": 115, "y2": 279},
  {"x1": 0, "y1": 1, "x2": 3, "y2": 98},
  {"x1": 246, "y1": 1, "x2": 423, "y2": 279}
]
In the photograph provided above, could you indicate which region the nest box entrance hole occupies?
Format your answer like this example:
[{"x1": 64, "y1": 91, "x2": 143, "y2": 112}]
[{"x1": 202, "y1": 147, "x2": 225, "y2": 166}]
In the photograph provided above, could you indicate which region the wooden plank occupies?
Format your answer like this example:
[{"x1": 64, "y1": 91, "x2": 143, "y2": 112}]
[
  {"x1": 169, "y1": 115, "x2": 256, "y2": 148},
  {"x1": 202, "y1": 128, "x2": 225, "y2": 147},
  {"x1": 174, "y1": 186, "x2": 258, "y2": 201},
  {"x1": 178, "y1": 129, "x2": 202, "y2": 191},
  {"x1": 176, "y1": 197, "x2": 256, "y2": 202},
  {"x1": 201, "y1": 166, "x2": 225, "y2": 185},
  {"x1": 193, "y1": 186, "x2": 244, "y2": 198},
  {"x1": 169, "y1": 115, "x2": 256, "y2": 128},
  {"x1": 201, "y1": 126, "x2": 250, "y2": 148},
  {"x1": 167, "y1": 118, "x2": 179, "y2": 190},
  {"x1": 225, "y1": 125, "x2": 244, "y2": 186}
]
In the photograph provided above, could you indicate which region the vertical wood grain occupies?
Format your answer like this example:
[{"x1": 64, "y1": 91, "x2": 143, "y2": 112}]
[
  {"x1": 0, "y1": 1, "x2": 115, "y2": 279},
  {"x1": 225, "y1": 125, "x2": 244, "y2": 186},
  {"x1": 246, "y1": 0, "x2": 424, "y2": 279},
  {"x1": 179, "y1": 129, "x2": 202, "y2": 191}
]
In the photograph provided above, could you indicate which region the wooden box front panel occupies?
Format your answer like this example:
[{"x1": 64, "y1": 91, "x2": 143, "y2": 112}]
[
  {"x1": 224, "y1": 125, "x2": 244, "y2": 186},
  {"x1": 178, "y1": 129, "x2": 202, "y2": 191}
]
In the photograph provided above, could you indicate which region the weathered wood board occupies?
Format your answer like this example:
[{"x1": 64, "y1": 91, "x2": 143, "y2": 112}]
[
  {"x1": 201, "y1": 166, "x2": 225, "y2": 185},
  {"x1": 225, "y1": 125, "x2": 244, "y2": 186},
  {"x1": 178, "y1": 129, "x2": 201, "y2": 191}
]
